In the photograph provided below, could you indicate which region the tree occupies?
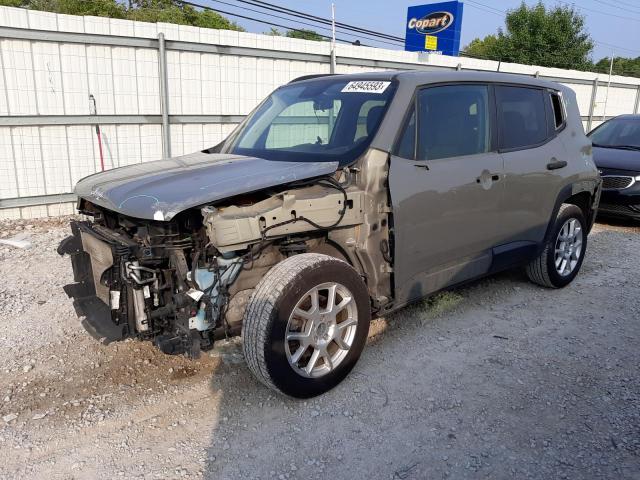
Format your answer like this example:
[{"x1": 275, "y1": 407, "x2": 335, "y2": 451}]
[
  {"x1": 462, "y1": 2, "x2": 593, "y2": 70},
  {"x1": 265, "y1": 27, "x2": 282, "y2": 36},
  {"x1": 286, "y1": 28, "x2": 324, "y2": 41},
  {"x1": 0, "y1": 0, "x2": 243, "y2": 31},
  {"x1": 1, "y1": 0, "x2": 126, "y2": 17},
  {"x1": 593, "y1": 56, "x2": 640, "y2": 78}
]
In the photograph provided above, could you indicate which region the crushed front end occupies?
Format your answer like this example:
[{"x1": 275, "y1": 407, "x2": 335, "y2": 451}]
[{"x1": 57, "y1": 206, "x2": 245, "y2": 357}]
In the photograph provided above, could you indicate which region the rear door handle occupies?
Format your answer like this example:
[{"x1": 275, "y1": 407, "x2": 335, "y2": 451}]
[
  {"x1": 476, "y1": 173, "x2": 501, "y2": 183},
  {"x1": 413, "y1": 163, "x2": 429, "y2": 170},
  {"x1": 547, "y1": 159, "x2": 567, "y2": 170}
]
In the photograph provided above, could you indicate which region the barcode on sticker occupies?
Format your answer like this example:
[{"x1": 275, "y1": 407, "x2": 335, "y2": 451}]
[{"x1": 341, "y1": 81, "x2": 391, "y2": 94}]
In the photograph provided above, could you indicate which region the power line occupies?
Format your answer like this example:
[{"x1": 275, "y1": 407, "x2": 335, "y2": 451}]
[
  {"x1": 202, "y1": 0, "x2": 404, "y2": 47},
  {"x1": 226, "y1": 0, "x2": 404, "y2": 42},
  {"x1": 586, "y1": 0, "x2": 640, "y2": 15},
  {"x1": 179, "y1": 0, "x2": 375, "y2": 45},
  {"x1": 567, "y1": 2, "x2": 640, "y2": 23},
  {"x1": 183, "y1": 0, "x2": 409, "y2": 48}
]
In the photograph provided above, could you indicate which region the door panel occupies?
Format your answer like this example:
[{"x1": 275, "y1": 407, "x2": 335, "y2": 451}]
[
  {"x1": 389, "y1": 83, "x2": 507, "y2": 303},
  {"x1": 499, "y1": 138, "x2": 567, "y2": 242},
  {"x1": 495, "y1": 86, "x2": 566, "y2": 243},
  {"x1": 389, "y1": 152, "x2": 505, "y2": 303}
]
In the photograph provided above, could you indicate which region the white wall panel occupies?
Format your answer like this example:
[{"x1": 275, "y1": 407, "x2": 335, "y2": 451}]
[
  {"x1": 180, "y1": 52, "x2": 202, "y2": 115},
  {"x1": 201, "y1": 53, "x2": 221, "y2": 115},
  {"x1": 134, "y1": 21, "x2": 157, "y2": 39},
  {"x1": 12, "y1": 126, "x2": 45, "y2": 197},
  {"x1": 116, "y1": 124, "x2": 141, "y2": 166},
  {"x1": 136, "y1": 48, "x2": 160, "y2": 114},
  {"x1": 166, "y1": 50, "x2": 182, "y2": 115},
  {"x1": 0, "y1": 207, "x2": 21, "y2": 220},
  {"x1": 60, "y1": 43, "x2": 89, "y2": 114},
  {"x1": 86, "y1": 45, "x2": 115, "y2": 115},
  {"x1": 0, "y1": 5, "x2": 28, "y2": 27},
  {"x1": 96, "y1": 124, "x2": 119, "y2": 170},
  {"x1": 31, "y1": 41, "x2": 64, "y2": 115},
  {"x1": 67, "y1": 125, "x2": 97, "y2": 185},
  {"x1": 109, "y1": 18, "x2": 134, "y2": 37},
  {"x1": 27, "y1": 9, "x2": 58, "y2": 30},
  {"x1": 1, "y1": 39, "x2": 37, "y2": 115},
  {"x1": 219, "y1": 55, "x2": 239, "y2": 115},
  {"x1": 40, "y1": 125, "x2": 71, "y2": 194},
  {"x1": 238, "y1": 56, "x2": 258, "y2": 114},
  {"x1": 170, "y1": 124, "x2": 184, "y2": 157},
  {"x1": 56, "y1": 13, "x2": 84, "y2": 33},
  {"x1": 112, "y1": 46, "x2": 138, "y2": 114},
  {"x1": 561, "y1": 83, "x2": 593, "y2": 116},
  {"x1": 47, "y1": 202, "x2": 75, "y2": 216},
  {"x1": 0, "y1": 128, "x2": 18, "y2": 199},
  {"x1": 83, "y1": 16, "x2": 110, "y2": 35},
  {"x1": 183, "y1": 123, "x2": 204, "y2": 153},
  {"x1": 140, "y1": 124, "x2": 162, "y2": 162},
  {"x1": 599, "y1": 87, "x2": 637, "y2": 116}
]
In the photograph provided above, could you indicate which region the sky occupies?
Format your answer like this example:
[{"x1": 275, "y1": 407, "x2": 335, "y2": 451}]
[{"x1": 199, "y1": 0, "x2": 640, "y2": 62}]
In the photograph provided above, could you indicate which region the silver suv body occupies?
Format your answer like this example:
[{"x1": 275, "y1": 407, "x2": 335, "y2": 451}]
[{"x1": 59, "y1": 71, "x2": 600, "y2": 397}]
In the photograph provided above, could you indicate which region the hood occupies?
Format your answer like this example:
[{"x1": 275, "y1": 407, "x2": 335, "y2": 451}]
[
  {"x1": 593, "y1": 146, "x2": 640, "y2": 173},
  {"x1": 75, "y1": 152, "x2": 339, "y2": 221}
]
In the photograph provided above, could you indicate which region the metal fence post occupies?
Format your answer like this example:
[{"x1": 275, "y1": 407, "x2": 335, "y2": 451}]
[
  {"x1": 158, "y1": 33, "x2": 171, "y2": 159},
  {"x1": 587, "y1": 78, "x2": 598, "y2": 131},
  {"x1": 634, "y1": 85, "x2": 640, "y2": 114}
]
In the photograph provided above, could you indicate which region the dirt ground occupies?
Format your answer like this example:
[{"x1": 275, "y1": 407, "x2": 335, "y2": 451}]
[{"x1": 0, "y1": 216, "x2": 638, "y2": 480}]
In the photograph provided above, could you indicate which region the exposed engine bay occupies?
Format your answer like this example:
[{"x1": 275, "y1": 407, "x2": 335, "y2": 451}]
[{"x1": 58, "y1": 150, "x2": 393, "y2": 357}]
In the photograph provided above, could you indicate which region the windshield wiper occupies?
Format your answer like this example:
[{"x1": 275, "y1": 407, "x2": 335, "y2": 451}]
[{"x1": 592, "y1": 143, "x2": 640, "y2": 151}]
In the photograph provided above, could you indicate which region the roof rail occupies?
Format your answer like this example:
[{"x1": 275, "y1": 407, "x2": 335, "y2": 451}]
[{"x1": 288, "y1": 74, "x2": 337, "y2": 84}]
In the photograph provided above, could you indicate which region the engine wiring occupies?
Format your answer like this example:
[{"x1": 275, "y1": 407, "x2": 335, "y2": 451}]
[
  {"x1": 258, "y1": 175, "x2": 349, "y2": 240},
  {"x1": 190, "y1": 175, "x2": 349, "y2": 336}
]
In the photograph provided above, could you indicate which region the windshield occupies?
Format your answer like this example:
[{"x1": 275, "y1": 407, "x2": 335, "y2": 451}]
[
  {"x1": 589, "y1": 117, "x2": 640, "y2": 149},
  {"x1": 221, "y1": 77, "x2": 397, "y2": 166}
]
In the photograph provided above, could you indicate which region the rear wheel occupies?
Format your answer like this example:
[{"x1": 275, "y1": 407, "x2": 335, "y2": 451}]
[
  {"x1": 526, "y1": 204, "x2": 587, "y2": 288},
  {"x1": 242, "y1": 253, "x2": 371, "y2": 398}
]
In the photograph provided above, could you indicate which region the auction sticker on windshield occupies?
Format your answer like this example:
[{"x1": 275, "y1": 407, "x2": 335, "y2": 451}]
[{"x1": 341, "y1": 81, "x2": 391, "y2": 94}]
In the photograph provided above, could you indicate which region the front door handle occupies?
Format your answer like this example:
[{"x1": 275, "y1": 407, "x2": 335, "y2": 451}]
[
  {"x1": 413, "y1": 163, "x2": 429, "y2": 170},
  {"x1": 547, "y1": 159, "x2": 567, "y2": 170}
]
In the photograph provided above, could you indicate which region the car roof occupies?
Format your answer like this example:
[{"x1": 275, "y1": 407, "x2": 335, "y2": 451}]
[
  {"x1": 609, "y1": 114, "x2": 640, "y2": 120},
  {"x1": 291, "y1": 70, "x2": 560, "y2": 90}
]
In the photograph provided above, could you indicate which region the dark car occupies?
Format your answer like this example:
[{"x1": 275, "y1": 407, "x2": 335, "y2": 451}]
[{"x1": 588, "y1": 114, "x2": 640, "y2": 220}]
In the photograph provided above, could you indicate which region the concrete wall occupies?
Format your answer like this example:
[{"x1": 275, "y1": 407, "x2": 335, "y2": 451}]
[{"x1": 0, "y1": 5, "x2": 639, "y2": 219}]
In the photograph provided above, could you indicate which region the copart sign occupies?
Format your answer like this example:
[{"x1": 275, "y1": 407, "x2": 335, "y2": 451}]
[{"x1": 404, "y1": 1, "x2": 464, "y2": 56}]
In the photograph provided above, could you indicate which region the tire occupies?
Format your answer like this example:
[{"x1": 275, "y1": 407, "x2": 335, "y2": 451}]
[
  {"x1": 242, "y1": 253, "x2": 371, "y2": 398},
  {"x1": 526, "y1": 203, "x2": 587, "y2": 288}
]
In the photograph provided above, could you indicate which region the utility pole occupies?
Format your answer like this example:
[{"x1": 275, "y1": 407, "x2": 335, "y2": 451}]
[
  {"x1": 602, "y1": 52, "x2": 614, "y2": 122},
  {"x1": 330, "y1": 3, "x2": 336, "y2": 74}
]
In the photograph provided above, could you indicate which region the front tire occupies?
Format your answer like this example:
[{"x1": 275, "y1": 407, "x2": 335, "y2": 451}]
[
  {"x1": 242, "y1": 253, "x2": 371, "y2": 398},
  {"x1": 526, "y1": 203, "x2": 587, "y2": 288}
]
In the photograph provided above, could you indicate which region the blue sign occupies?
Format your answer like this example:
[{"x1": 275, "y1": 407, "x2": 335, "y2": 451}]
[{"x1": 405, "y1": 1, "x2": 464, "y2": 56}]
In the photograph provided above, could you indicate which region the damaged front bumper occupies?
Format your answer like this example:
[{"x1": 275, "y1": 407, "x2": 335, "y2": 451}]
[
  {"x1": 57, "y1": 221, "x2": 140, "y2": 344},
  {"x1": 58, "y1": 221, "x2": 240, "y2": 356}
]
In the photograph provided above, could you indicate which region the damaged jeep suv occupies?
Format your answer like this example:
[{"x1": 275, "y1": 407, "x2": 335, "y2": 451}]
[{"x1": 59, "y1": 72, "x2": 600, "y2": 397}]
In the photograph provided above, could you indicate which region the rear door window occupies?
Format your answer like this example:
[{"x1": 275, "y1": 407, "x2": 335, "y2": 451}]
[
  {"x1": 496, "y1": 86, "x2": 548, "y2": 150},
  {"x1": 414, "y1": 84, "x2": 490, "y2": 160}
]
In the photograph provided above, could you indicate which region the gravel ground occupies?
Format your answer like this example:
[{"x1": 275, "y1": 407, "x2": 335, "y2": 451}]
[{"x1": 0, "y1": 216, "x2": 639, "y2": 480}]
